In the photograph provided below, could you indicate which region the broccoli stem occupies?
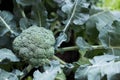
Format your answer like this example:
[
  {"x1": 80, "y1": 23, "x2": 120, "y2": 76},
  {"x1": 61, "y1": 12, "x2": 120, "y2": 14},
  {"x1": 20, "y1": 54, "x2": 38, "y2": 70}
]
[
  {"x1": 20, "y1": 64, "x2": 33, "y2": 79},
  {"x1": 53, "y1": 55, "x2": 66, "y2": 65},
  {"x1": 62, "y1": 0, "x2": 78, "y2": 32},
  {"x1": 56, "y1": 46, "x2": 79, "y2": 53},
  {"x1": 56, "y1": 45, "x2": 104, "y2": 52}
]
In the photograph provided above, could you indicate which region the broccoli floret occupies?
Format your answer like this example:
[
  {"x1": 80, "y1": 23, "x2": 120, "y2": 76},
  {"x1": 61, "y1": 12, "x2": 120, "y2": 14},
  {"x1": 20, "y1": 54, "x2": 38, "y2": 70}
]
[{"x1": 13, "y1": 25, "x2": 55, "y2": 66}]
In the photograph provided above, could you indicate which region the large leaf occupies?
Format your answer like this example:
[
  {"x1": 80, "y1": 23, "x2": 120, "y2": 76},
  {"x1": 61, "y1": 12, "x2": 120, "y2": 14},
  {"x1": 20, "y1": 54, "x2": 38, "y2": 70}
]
[
  {"x1": 0, "y1": 68, "x2": 18, "y2": 80},
  {"x1": 33, "y1": 60, "x2": 61, "y2": 80},
  {"x1": 89, "y1": 54, "x2": 119, "y2": 65},
  {"x1": 0, "y1": 48, "x2": 19, "y2": 62},
  {"x1": 85, "y1": 11, "x2": 116, "y2": 43},
  {"x1": 61, "y1": 0, "x2": 90, "y2": 25},
  {"x1": 99, "y1": 20, "x2": 120, "y2": 47},
  {"x1": 0, "y1": 10, "x2": 18, "y2": 36},
  {"x1": 75, "y1": 54, "x2": 120, "y2": 80},
  {"x1": 85, "y1": 10, "x2": 120, "y2": 56},
  {"x1": 55, "y1": 0, "x2": 101, "y2": 47},
  {"x1": 111, "y1": 11, "x2": 120, "y2": 19},
  {"x1": 98, "y1": 18, "x2": 120, "y2": 56}
]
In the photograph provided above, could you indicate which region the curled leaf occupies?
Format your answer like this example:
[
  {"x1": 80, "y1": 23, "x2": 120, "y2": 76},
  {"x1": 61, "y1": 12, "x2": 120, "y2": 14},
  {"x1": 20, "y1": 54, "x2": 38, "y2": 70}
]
[{"x1": 55, "y1": 32, "x2": 67, "y2": 48}]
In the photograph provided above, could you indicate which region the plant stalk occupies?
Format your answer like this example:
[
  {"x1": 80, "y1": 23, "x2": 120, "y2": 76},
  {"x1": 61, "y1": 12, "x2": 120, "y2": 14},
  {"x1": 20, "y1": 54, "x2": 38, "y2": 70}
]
[
  {"x1": 53, "y1": 55, "x2": 66, "y2": 65},
  {"x1": 56, "y1": 46, "x2": 79, "y2": 53},
  {"x1": 20, "y1": 64, "x2": 33, "y2": 79},
  {"x1": 63, "y1": 0, "x2": 78, "y2": 32},
  {"x1": 56, "y1": 45, "x2": 104, "y2": 53}
]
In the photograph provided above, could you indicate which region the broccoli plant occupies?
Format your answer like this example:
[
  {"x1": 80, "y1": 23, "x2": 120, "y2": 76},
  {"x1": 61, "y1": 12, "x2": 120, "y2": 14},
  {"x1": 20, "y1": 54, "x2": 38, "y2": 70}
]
[{"x1": 13, "y1": 25, "x2": 55, "y2": 66}]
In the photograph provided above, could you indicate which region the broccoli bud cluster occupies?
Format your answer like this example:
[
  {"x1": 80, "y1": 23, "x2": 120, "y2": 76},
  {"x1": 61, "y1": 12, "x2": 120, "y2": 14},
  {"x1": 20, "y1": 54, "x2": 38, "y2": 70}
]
[{"x1": 13, "y1": 25, "x2": 55, "y2": 66}]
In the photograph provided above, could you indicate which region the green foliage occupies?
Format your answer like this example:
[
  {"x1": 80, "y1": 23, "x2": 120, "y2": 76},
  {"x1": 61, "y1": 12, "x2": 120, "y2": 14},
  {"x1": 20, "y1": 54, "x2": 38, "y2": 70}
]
[
  {"x1": 76, "y1": 37, "x2": 92, "y2": 51},
  {"x1": 61, "y1": 0, "x2": 90, "y2": 25},
  {"x1": 0, "y1": 0, "x2": 120, "y2": 80},
  {"x1": 75, "y1": 54, "x2": 120, "y2": 80}
]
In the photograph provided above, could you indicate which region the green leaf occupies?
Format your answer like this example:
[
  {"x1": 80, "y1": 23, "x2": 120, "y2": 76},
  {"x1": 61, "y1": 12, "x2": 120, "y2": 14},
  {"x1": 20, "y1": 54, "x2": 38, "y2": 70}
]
[
  {"x1": 0, "y1": 68, "x2": 18, "y2": 80},
  {"x1": 89, "y1": 54, "x2": 119, "y2": 64},
  {"x1": 75, "y1": 55, "x2": 120, "y2": 80},
  {"x1": 76, "y1": 37, "x2": 92, "y2": 51},
  {"x1": 12, "y1": 69, "x2": 23, "y2": 76},
  {"x1": 31, "y1": 1, "x2": 48, "y2": 27},
  {"x1": 89, "y1": 5, "x2": 103, "y2": 15},
  {"x1": 61, "y1": 0, "x2": 90, "y2": 25},
  {"x1": 0, "y1": 10, "x2": 18, "y2": 36},
  {"x1": 85, "y1": 49, "x2": 107, "y2": 58},
  {"x1": 85, "y1": 10, "x2": 120, "y2": 56},
  {"x1": 61, "y1": 0, "x2": 73, "y2": 14},
  {"x1": 85, "y1": 11, "x2": 116, "y2": 43},
  {"x1": 98, "y1": 19, "x2": 120, "y2": 57},
  {"x1": 75, "y1": 64, "x2": 89, "y2": 80},
  {"x1": 73, "y1": 13, "x2": 89, "y2": 25},
  {"x1": 55, "y1": 32, "x2": 67, "y2": 48},
  {"x1": 111, "y1": 11, "x2": 120, "y2": 19},
  {"x1": 19, "y1": 18, "x2": 37, "y2": 31},
  {"x1": 19, "y1": 18, "x2": 30, "y2": 31},
  {"x1": 99, "y1": 20, "x2": 120, "y2": 47},
  {"x1": 33, "y1": 60, "x2": 61, "y2": 80},
  {"x1": 0, "y1": 48, "x2": 19, "y2": 62},
  {"x1": 107, "y1": 48, "x2": 120, "y2": 56}
]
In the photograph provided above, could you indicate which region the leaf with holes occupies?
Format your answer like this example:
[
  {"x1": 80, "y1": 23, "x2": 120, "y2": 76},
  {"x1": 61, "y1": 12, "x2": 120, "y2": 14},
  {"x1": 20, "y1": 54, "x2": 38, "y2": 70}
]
[
  {"x1": 33, "y1": 60, "x2": 61, "y2": 80},
  {"x1": 75, "y1": 55, "x2": 120, "y2": 80}
]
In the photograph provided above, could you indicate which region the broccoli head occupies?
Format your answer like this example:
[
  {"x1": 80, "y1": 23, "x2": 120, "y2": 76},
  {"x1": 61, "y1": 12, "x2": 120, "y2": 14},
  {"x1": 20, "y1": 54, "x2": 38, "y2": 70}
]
[{"x1": 13, "y1": 25, "x2": 55, "y2": 66}]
